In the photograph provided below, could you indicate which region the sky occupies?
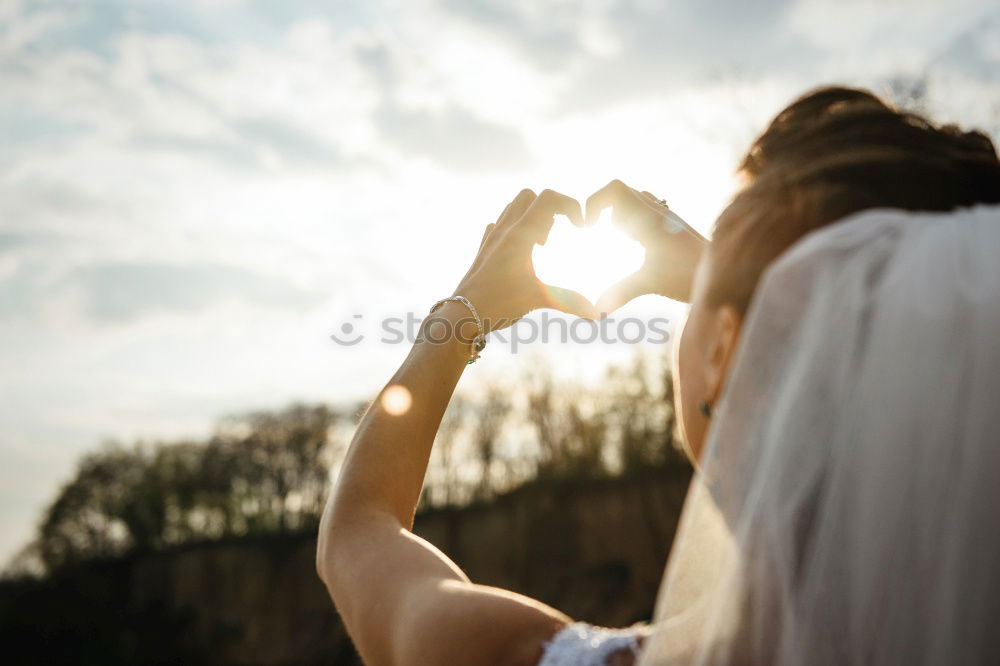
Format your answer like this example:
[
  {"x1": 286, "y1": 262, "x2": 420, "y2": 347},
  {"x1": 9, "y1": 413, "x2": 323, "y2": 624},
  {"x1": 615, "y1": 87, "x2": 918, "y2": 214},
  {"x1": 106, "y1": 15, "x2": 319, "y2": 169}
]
[{"x1": 1, "y1": 0, "x2": 998, "y2": 565}]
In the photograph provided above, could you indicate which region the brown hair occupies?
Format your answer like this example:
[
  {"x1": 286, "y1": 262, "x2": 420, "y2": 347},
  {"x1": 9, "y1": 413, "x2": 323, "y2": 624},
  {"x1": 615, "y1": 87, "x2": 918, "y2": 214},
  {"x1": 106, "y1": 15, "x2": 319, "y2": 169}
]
[{"x1": 708, "y1": 86, "x2": 1000, "y2": 314}]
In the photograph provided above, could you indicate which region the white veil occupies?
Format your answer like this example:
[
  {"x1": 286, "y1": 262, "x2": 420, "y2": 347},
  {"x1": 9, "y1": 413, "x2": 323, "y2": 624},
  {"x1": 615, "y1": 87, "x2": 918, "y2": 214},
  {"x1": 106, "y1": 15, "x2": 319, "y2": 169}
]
[{"x1": 640, "y1": 205, "x2": 1000, "y2": 665}]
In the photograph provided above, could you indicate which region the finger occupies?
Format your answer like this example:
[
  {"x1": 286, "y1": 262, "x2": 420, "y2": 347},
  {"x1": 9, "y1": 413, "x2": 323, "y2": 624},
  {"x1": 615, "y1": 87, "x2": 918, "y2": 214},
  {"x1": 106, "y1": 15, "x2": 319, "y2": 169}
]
[
  {"x1": 585, "y1": 179, "x2": 630, "y2": 225},
  {"x1": 496, "y1": 189, "x2": 536, "y2": 228},
  {"x1": 661, "y1": 207, "x2": 701, "y2": 236},
  {"x1": 537, "y1": 284, "x2": 597, "y2": 320},
  {"x1": 595, "y1": 270, "x2": 653, "y2": 317},
  {"x1": 513, "y1": 189, "x2": 584, "y2": 245},
  {"x1": 479, "y1": 223, "x2": 496, "y2": 249},
  {"x1": 640, "y1": 191, "x2": 667, "y2": 207},
  {"x1": 629, "y1": 196, "x2": 699, "y2": 241},
  {"x1": 494, "y1": 203, "x2": 511, "y2": 224},
  {"x1": 591, "y1": 181, "x2": 674, "y2": 241}
]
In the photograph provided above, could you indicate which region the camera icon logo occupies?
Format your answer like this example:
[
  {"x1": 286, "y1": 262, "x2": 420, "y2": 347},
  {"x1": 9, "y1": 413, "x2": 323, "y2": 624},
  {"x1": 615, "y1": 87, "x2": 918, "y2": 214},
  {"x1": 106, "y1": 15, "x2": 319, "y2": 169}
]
[{"x1": 330, "y1": 315, "x2": 365, "y2": 346}]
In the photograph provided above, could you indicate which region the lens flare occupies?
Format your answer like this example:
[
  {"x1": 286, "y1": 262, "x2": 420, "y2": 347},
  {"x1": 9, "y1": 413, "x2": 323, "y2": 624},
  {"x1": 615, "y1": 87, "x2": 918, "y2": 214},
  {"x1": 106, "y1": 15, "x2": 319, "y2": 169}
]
[{"x1": 381, "y1": 384, "x2": 412, "y2": 416}]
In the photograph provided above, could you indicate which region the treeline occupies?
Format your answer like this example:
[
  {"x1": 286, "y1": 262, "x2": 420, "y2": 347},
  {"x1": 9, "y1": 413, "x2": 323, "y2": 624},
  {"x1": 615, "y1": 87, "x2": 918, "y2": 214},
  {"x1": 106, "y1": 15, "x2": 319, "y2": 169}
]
[{"x1": 8, "y1": 351, "x2": 688, "y2": 577}]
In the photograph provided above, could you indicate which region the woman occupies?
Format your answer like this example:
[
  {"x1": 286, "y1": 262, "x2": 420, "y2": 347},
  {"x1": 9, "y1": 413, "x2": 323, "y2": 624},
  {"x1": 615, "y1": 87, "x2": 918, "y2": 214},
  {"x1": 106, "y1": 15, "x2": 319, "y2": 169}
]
[{"x1": 316, "y1": 87, "x2": 1000, "y2": 665}]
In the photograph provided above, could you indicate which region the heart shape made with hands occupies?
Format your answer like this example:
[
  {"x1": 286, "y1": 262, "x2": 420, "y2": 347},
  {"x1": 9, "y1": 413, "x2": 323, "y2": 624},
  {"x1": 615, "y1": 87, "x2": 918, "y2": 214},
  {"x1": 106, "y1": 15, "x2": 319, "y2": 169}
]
[{"x1": 532, "y1": 209, "x2": 645, "y2": 307}]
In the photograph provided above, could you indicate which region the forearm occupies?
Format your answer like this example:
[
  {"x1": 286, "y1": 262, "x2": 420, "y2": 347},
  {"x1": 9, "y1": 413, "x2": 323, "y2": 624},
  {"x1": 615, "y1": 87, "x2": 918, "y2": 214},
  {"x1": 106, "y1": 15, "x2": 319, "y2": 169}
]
[{"x1": 324, "y1": 301, "x2": 476, "y2": 531}]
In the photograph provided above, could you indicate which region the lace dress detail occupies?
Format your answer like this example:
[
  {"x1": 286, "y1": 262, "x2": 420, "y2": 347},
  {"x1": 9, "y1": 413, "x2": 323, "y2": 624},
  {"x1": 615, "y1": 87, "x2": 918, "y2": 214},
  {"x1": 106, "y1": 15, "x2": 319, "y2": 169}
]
[{"x1": 538, "y1": 622, "x2": 645, "y2": 666}]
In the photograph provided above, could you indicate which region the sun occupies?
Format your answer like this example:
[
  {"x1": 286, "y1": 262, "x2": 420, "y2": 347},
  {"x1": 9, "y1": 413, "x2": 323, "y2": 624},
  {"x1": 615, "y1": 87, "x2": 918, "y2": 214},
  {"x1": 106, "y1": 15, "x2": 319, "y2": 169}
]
[{"x1": 531, "y1": 209, "x2": 646, "y2": 305}]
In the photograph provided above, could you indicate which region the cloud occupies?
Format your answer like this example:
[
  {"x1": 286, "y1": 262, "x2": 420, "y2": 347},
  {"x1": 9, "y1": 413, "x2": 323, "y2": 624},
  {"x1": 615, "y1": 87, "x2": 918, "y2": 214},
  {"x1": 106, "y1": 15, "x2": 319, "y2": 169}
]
[
  {"x1": 375, "y1": 103, "x2": 533, "y2": 171},
  {"x1": 0, "y1": 257, "x2": 326, "y2": 323},
  {"x1": 234, "y1": 116, "x2": 343, "y2": 167},
  {"x1": 128, "y1": 116, "x2": 345, "y2": 171},
  {"x1": 434, "y1": 0, "x2": 815, "y2": 109},
  {"x1": 351, "y1": 29, "x2": 537, "y2": 170},
  {"x1": 65, "y1": 261, "x2": 327, "y2": 322},
  {"x1": 0, "y1": 231, "x2": 46, "y2": 252}
]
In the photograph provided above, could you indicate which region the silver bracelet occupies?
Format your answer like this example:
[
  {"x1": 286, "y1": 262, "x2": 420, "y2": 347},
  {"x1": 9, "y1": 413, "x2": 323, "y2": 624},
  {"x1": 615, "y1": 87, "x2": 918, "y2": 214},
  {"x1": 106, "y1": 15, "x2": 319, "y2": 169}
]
[{"x1": 428, "y1": 295, "x2": 486, "y2": 364}]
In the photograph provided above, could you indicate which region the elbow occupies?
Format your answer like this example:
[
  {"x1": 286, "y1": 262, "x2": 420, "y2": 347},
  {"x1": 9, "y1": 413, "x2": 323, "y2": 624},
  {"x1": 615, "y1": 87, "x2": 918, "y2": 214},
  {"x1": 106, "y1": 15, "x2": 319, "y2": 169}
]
[
  {"x1": 315, "y1": 514, "x2": 358, "y2": 635},
  {"x1": 315, "y1": 511, "x2": 333, "y2": 589},
  {"x1": 315, "y1": 500, "x2": 393, "y2": 628},
  {"x1": 315, "y1": 498, "x2": 348, "y2": 591},
  {"x1": 315, "y1": 475, "x2": 406, "y2": 593},
  {"x1": 315, "y1": 493, "x2": 347, "y2": 591},
  {"x1": 314, "y1": 495, "x2": 379, "y2": 591}
]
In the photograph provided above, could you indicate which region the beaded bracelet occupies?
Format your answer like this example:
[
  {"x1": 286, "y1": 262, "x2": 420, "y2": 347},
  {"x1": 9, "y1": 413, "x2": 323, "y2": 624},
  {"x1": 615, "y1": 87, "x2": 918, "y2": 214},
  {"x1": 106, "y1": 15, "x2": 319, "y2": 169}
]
[{"x1": 428, "y1": 295, "x2": 486, "y2": 364}]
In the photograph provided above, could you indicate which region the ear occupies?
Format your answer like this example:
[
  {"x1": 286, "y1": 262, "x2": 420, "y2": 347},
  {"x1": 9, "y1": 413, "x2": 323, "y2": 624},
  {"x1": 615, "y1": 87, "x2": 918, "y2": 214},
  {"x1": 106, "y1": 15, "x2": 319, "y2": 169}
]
[{"x1": 703, "y1": 304, "x2": 742, "y2": 404}]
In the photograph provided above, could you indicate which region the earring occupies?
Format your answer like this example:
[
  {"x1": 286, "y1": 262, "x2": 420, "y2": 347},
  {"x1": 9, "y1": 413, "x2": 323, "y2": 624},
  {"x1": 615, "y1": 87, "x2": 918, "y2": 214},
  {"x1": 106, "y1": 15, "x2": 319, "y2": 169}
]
[{"x1": 699, "y1": 400, "x2": 713, "y2": 419}]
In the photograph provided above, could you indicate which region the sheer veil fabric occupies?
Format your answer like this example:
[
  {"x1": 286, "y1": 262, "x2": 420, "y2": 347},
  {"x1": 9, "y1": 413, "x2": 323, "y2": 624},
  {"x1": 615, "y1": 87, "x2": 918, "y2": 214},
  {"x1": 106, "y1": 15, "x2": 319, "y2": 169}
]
[{"x1": 639, "y1": 205, "x2": 1000, "y2": 666}]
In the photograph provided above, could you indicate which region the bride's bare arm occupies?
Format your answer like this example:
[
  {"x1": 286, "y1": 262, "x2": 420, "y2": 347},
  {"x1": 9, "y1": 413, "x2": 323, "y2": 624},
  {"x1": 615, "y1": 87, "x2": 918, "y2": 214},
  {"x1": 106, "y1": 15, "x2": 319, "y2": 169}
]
[
  {"x1": 316, "y1": 189, "x2": 597, "y2": 666},
  {"x1": 317, "y1": 315, "x2": 572, "y2": 665}
]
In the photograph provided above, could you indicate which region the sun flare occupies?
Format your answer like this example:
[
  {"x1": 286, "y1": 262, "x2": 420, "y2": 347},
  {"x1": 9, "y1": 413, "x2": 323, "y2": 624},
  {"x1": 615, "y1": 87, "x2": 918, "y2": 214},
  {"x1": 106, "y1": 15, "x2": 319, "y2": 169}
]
[
  {"x1": 532, "y1": 210, "x2": 646, "y2": 305},
  {"x1": 381, "y1": 384, "x2": 412, "y2": 416}
]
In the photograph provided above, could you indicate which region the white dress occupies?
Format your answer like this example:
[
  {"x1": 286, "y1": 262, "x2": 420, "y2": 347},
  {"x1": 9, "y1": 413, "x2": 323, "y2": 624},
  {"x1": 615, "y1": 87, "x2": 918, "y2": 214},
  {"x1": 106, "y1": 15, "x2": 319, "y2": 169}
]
[{"x1": 538, "y1": 622, "x2": 647, "y2": 666}]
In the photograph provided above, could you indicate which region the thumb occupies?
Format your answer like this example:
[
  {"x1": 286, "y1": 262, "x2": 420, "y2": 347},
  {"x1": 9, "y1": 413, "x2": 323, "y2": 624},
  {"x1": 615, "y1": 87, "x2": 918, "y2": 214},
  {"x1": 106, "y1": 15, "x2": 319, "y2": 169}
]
[
  {"x1": 595, "y1": 270, "x2": 651, "y2": 317},
  {"x1": 538, "y1": 284, "x2": 598, "y2": 320}
]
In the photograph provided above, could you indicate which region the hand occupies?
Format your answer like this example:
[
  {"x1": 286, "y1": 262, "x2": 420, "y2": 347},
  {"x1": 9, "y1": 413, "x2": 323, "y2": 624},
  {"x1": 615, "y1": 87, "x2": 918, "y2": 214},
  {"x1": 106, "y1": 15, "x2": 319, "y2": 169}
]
[
  {"x1": 452, "y1": 188, "x2": 597, "y2": 333},
  {"x1": 585, "y1": 179, "x2": 708, "y2": 313}
]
